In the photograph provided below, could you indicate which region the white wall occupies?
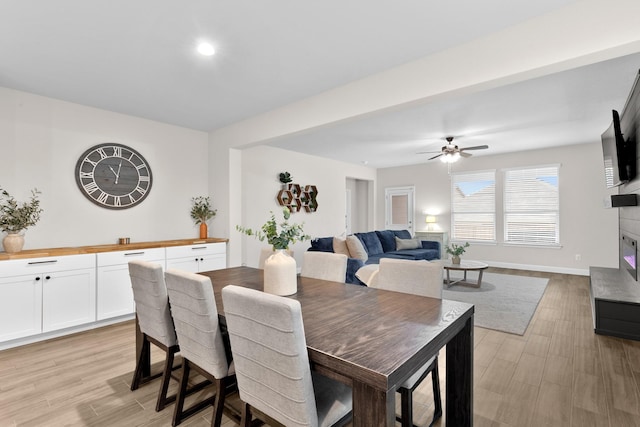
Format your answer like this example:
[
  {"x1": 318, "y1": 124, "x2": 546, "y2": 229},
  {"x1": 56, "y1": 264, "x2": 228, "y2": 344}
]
[
  {"x1": 377, "y1": 143, "x2": 619, "y2": 274},
  {"x1": 0, "y1": 87, "x2": 210, "y2": 249},
  {"x1": 236, "y1": 146, "x2": 375, "y2": 268}
]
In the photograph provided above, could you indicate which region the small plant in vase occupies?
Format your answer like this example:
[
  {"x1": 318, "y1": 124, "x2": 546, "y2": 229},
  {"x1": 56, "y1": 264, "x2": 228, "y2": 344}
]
[
  {"x1": 446, "y1": 242, "x2": 470, "y2": 264},
  {"x1": 0, "y1": 187, "x2": 44, "y2": 254},
  {"x1": 236, "y1": 207, "x2": 310, "y2": 296},
  {"x1": 190, "y1": 196, "x2": 217, "y2": 239},
  {"x1": 278, "y1": 172, "x2": 292, "y2": 185}
]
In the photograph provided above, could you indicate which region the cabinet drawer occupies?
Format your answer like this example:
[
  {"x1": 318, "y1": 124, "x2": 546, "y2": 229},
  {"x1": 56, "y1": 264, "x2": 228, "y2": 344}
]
[
  {"x1": 0, "y1": 254, "x2": 96, "y2": 277},
  {"x1": 165, "y1": 243, "x2": 225, "y2": 259},
  {"x1": 97, "y1": 248, "x2": 165, "y2": 267}
]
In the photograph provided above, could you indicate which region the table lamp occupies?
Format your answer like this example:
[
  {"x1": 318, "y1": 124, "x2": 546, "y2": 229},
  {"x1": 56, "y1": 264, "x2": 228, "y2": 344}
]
[{"x1": 425, "y1": 215, "x2": 436, "y2": 231}]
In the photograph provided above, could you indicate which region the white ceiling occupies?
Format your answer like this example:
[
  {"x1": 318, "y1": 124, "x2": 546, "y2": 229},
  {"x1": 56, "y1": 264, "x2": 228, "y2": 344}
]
[{"x1": 2, "y1": 0, "x2": 639, "y2": 168}]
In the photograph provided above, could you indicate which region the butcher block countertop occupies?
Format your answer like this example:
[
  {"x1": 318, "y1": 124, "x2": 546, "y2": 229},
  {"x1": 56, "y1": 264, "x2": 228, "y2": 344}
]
[{"x1": 0, "y1": 238, "x2": 228, "y2": 261}]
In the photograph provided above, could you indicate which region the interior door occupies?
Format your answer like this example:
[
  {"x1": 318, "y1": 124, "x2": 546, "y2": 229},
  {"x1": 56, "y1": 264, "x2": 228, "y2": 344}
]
[{"x1": 385, "y1": 186, "x2": 415, "y2": 232}]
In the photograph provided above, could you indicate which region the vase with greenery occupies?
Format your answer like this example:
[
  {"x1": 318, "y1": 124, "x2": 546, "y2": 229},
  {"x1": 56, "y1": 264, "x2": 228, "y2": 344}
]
[
  {"x1": 236, "y1": 207, "x2": 310, "y2": 295},
  {"x1": 0, "y1": 188, "x2": 44, "y2": 253},
  {"x1": 190, "y1": 196, "x2": 217, "y2": 239},
  {"x1": 446, "y1": 242, "x2": 470, "y2": 264}
]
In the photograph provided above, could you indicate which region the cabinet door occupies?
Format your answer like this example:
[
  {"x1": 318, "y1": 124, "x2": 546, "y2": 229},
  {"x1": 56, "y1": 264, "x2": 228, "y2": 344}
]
[
  {"x1": 166, "y1": 243, "x2": 226, "y2": 273},
  {"x1": 165, "y1": 257, "x2": 199, "y2": 273},
  {"x1": 42, "y1": 268, "x2": 96, "y2": 332},
  {"x1": 96, "y1": 249, "x2": 165, "y2": 321},
  {"x1": 199, "y1": 254, "x2": 226, "y2": 272},
  {"x1": 0, "y1": 275, "x2": 42, "y2": 341},
  {"x1": 96, "y1": 264, "x2": 135, "y2": 320}
]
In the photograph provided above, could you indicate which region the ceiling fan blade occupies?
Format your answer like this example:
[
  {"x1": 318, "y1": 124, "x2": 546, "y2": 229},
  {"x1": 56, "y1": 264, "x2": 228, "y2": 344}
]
[
  {"x1": 428, "y1": 153, "x2": 443, "y2": 160},
  {"x1": 459, "y1": 145, "x2": 489, "y2": 151},
  {"x1": 416, "y1": 151, "x2": 442, "y2": 154},
  {"x1": 460, "y1": 151, "x2": 473, "y2": 158}
]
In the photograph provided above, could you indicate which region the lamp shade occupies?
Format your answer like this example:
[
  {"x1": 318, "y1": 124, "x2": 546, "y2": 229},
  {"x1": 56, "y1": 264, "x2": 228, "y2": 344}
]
[{"x1": 425, "y1": 215, "x2": 436, "y2": 224}]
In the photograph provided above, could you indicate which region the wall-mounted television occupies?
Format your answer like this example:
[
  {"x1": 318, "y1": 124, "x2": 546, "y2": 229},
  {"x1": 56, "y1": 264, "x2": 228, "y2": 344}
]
[
  {"x1": 602, "y1": 69, "x2": 639, "y2": 188},
  {"x1": 602, "y1": 109, "x2": 636, "y2": 188}
]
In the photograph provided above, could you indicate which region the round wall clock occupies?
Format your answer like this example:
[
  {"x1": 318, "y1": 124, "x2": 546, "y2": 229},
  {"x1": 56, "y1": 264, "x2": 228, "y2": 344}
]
[{"x1": 75, "y1": 143, "x2": 153, "y2": 209}]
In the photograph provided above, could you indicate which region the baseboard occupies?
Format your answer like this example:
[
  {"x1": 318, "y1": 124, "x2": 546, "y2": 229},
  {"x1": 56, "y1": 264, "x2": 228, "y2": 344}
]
[
  {"x1": 483, "y1": 260, "x2": 589, "y2": 276},
  {"x1": 0, "y1": 314, "x2": 135, "y2": 351}
]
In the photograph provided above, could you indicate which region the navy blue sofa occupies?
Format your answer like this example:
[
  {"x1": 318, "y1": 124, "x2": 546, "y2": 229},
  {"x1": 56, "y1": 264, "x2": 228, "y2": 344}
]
[{"x1": 308, "y1": 229, "x2": 441, "y2": 285}]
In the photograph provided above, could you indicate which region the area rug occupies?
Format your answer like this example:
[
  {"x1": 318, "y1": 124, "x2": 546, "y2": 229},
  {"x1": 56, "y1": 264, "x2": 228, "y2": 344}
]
[{"x1": 442, "y1": 272, "x2": 549, "y2": 335}]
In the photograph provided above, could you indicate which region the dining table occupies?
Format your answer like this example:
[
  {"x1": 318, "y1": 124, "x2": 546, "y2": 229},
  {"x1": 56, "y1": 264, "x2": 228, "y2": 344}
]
[{"x1": 136, "y1": 266, "x2": 475, "y2": 426}]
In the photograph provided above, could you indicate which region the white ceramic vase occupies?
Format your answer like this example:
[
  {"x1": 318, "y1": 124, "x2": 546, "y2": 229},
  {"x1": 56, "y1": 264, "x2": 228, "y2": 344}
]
[
  {"x1": 263, "y1": 249, "x2": 297, "y2": 296},
  {"x1": 3, "y1": 232, "x2": 25, "y2": 254},
  {"x1": 452, "y1": 255, "x2": 461, "y2": 264}
]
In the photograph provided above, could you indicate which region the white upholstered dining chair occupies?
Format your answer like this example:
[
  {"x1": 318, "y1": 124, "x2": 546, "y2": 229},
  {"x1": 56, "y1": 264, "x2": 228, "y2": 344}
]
[
  {"x1": 368, "y1": 258, "x2": 444, "y2": 427},
  {"x1": 128, "y1": 260, "x2": 180, "y2": 412},
  {"x1": 164, "y1": 269, "x2": 237, "y2": 427},
  {"x1": 221, "y1": 285, "x2": 353, "y2": 427},
  {"x1": 300, "y1": 251, "x2": 348, "y2": 282}
]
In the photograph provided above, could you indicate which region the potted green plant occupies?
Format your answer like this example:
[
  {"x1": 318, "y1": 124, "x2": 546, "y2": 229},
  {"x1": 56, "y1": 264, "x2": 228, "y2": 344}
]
[
  {"x1": 0, "y1": 188, "x2": 44, "y2": 253},
  {"x1": 446, "y1": 242, "x2": 470, "y2": 264},
  {"x1": 236, "y1": 207, "x2": 310, "y2": 295},
  {"x1": 190, "y1": 196, "x2": 217, "y2": 239},
  {"x1": 236, "y1": 207, "x2": 310, "y2": 250},
  {"x1": 278, "y1": 172, "x2": 292, "y2": 185}
]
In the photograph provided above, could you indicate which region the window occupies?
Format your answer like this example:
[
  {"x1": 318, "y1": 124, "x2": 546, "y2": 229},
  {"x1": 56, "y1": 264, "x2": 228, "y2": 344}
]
[
  {"x1": 451, "y1": 170, "x2": 496, "y2": 242},
  {"x1": 504, "y1": 165, "x2": 559, "y2": 245}
]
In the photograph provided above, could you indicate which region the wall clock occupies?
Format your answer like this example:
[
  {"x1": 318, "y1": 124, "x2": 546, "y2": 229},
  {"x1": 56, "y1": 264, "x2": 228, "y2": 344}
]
[{"x1": 75, "y1": 143, "x2": 153, "y2": 209}]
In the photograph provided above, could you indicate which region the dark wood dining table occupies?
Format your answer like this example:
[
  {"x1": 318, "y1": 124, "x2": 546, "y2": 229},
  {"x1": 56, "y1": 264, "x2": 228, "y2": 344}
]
[{"x1": 137, "y1": 266, "x2": 475, "y2": 426}]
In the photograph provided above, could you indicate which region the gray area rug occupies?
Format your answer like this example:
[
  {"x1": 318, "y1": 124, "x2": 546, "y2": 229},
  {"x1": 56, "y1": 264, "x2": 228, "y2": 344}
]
[{"x1": 442, "y1": 272, "x2": 549, "y2": 335}]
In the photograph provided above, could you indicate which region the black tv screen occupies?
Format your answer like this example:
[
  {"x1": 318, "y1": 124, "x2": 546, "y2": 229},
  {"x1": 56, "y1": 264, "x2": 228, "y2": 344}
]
[{"x1": 602, "y1": 109, "x2": 636, "y2": 188}]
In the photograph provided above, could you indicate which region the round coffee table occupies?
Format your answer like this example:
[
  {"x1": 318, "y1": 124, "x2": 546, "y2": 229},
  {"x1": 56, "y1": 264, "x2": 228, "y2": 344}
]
[{"x1": 443, "y1": 260, "x2": 489, "y2": 288}]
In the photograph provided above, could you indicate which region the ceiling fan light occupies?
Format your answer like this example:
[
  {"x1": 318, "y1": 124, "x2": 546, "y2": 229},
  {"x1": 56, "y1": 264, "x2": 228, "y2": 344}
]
[{"x1": 440, "y1": 152, "x2": 460, "y2": 163}]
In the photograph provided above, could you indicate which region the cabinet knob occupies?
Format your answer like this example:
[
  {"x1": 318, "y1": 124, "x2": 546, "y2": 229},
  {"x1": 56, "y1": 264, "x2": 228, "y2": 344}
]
[
  {"x1": 200, "y1": 257, "x2": 204, "y2": 262},
  {"x1": 45, "y1": 275, "x2": 51, "y2": 280},
  {"x1": 35, "y1": 276, "x2": 41, "y2": 281}
]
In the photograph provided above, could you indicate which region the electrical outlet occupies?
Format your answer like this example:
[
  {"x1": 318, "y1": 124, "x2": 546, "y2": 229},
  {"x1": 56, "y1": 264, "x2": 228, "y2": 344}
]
[{"x1": 575, "y1": 254, "x2": 581, "y2": 261}]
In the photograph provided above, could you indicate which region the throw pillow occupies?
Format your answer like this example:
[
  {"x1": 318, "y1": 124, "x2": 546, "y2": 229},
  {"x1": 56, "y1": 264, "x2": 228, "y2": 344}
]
[
  {"x1": 375, "y1": 230, "x2": 397, "y2": 253},
  {"x1": 395, "y1": 236, "x2": 421, "y2": 250},
  {"x1": 355, "y1": 264, "x2": 379, "y2": 286},
  {"x1": 392, "y1": 230, "x2": 412, "y2": 240},
  {"x1": 355, "y1": 231, "x2": 384, "y2": 255},
  {"x1": 333, "y1": 236, "x2": 351, "y2": 257},
  {"x1": 310, "y1": 237, "x2": 334, "y2": 252},
  {"x1": 346, "y1": 235, "x2": 368, "y2": 261}
]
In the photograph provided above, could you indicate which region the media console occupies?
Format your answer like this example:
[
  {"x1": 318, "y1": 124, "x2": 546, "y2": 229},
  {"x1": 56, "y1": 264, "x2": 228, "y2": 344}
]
[{"x1": 589, "y1": 266, "x2": 640, "y2": 341}]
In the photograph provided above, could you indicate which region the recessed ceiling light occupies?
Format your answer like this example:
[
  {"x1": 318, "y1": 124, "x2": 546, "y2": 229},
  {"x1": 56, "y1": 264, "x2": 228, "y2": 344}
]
[{"x1": 197, "y1": 42, "x2": 215, "y2": 56}]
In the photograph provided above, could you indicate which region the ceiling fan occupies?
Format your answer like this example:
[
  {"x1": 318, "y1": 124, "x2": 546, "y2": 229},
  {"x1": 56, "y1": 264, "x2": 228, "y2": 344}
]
[{"x1": 419, "y1": 136, "x2": 489, "y2": 163}]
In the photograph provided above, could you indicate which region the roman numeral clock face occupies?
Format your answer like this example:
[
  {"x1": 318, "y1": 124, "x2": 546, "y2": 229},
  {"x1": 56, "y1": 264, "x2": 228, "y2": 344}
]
[{"x1": 75, "y1": 143, "x2": 153, "y2": 209}]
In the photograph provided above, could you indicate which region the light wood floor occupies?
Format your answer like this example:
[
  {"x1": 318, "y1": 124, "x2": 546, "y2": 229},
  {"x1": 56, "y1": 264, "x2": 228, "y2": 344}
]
[{"x1": 1, "y1": 268, "x2": 639, "y2": 426}]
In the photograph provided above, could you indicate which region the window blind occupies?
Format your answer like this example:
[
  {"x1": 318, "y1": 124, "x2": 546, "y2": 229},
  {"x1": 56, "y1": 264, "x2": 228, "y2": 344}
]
[
  {"x1": 451, "y1": 170, "x2": 496, "y2": 242},
  {"x1": 504, "y1": 165, "x2": 559, "y2": 245}
]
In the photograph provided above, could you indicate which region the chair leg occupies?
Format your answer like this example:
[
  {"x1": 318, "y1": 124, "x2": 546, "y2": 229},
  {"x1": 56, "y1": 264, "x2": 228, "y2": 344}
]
[
  {"x1": 240, "y1": 401, "x2": 252, "y2": 427},
  {"x1": 430, "y1": 362, "x2": 442, "y2": 426},
  {"x1": 131, "y1": 334, "x2": 151, "y2": 391},
  {"x1": 399, "y1": 387, "x2": 413, "y2": 427},
  {"x1": 172, "y1": 359, "x2": 191, "y2": 427},
  {"x1": 156, "y1": 345, "x2": 179, "y2": 412},
  {"x1": 211, "y1": 377, "x2": 228, "y2": 427}
]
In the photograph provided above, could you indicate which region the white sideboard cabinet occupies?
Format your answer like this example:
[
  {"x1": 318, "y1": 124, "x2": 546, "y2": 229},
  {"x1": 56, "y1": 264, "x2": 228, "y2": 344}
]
[
  {"x1": 165, "y1": 242, "x2": 226, "y2": 273},
  {"x1": 0, "y1": 238, "x2": 227, "y2": 349},
  {"x1": 0, "y1": 254, "x2": 95, "y2": 342},
  {"x1": 96, "y1": 248, "x2": 165, "y2": 320}
]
